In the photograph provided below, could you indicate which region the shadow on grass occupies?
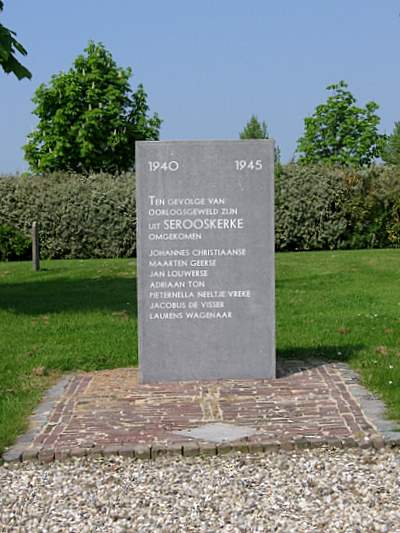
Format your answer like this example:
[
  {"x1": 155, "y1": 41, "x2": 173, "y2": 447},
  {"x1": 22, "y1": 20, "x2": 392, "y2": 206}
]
[
  {"x1": 277, "y1": 344, "x2": 365, "y2": 377},
  {"x1": 0, "y1": 276, "x2": 137, "y2": 316}
]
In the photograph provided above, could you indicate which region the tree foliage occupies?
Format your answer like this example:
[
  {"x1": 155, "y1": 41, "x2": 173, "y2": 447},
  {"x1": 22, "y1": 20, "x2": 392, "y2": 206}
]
[
  {"x1": 239, "y1": 114, "x2": 281, "y2": 171},
  {"x1": 239, "y1": 115, "x2": 268, "y2": 139},
  {"x1": 382, "y1": 122, "x2": 400, "y2": 166},
  {"x1": 296, "y1": 81, "x2": 385, "y2": 167},
  {"x1": 0, "y1": 0, "x2": 31, "y2": 80},
  {"x1": 24, "y1": 41, "x2": 161, "y2": 174}
]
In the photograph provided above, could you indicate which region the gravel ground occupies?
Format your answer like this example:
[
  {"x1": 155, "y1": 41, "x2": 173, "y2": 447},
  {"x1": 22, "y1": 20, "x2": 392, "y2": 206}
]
[{"x1": 1, "y1": 448, "x2": 400, "y2": 532}]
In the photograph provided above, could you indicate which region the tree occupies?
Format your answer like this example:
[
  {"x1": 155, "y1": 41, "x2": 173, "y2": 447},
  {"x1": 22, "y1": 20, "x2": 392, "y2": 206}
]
[
  {"x1": 239, "y1": 114, "x2": 281, "y2": 171},
  {"x1": 24, "y1": 41, "x2": 161, "y2": 173},
  {"x1": 0, "y1": 0, "x2": 31, "y2": 79},
  {"x1": 296, "y1": 81, "x2": 386, "y2": 167},
  {"x1": 382, "y1": 121, "x2": 400, "y2": 165},
  {"x1": 239, "y1": 115, "x2": 268, "y2": 139}
]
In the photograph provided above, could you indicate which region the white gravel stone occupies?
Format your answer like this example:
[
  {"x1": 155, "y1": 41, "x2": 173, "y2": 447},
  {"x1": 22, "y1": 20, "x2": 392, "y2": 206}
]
[{"x1": 1, "y1": 448, "x2": 400, "y2": 532}]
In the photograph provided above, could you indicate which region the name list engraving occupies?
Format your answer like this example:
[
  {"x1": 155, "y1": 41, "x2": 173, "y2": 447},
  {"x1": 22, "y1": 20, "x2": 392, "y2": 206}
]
[{"x1": 146, "y1": 194, "x2": 249, "y2": 321}]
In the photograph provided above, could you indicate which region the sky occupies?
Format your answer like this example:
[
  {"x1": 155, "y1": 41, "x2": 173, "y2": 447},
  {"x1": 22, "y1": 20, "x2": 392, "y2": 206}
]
[{"x1": 1, "y1": 0, "x2": 399, "y2": 173}]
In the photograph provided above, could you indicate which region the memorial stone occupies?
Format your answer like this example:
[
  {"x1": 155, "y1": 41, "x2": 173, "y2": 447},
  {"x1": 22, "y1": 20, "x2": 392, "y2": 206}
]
[{"x1": 136, "y1": 140, "x2": 275, "y2": 383}]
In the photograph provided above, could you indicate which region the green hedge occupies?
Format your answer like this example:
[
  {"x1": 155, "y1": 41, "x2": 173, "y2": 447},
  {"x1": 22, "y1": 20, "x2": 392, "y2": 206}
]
[
  {"x1": 0, "y1": 166, "x2": 399, "y2": 259},
  {"x1": 343, "y1": 166, "x2": 400, "y2": 249},
  {"x1": 276, "y1": 164, "x2": 400, "y2": 251},
  {"x1": 0, "y1": 225, "x2": 31, "y2": 261},
  {"x1": 0, "y1": 173, "x2": 136, "y2": 259},
  {"x1": 275, "y1": 165, "x2": 349, "y2": 251}
]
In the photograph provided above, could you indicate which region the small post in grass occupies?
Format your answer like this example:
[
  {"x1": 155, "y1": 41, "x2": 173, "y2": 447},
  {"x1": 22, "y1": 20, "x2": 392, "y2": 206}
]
[{"x1": 32, "y1": 221, "x2": 40, "y2": 271}]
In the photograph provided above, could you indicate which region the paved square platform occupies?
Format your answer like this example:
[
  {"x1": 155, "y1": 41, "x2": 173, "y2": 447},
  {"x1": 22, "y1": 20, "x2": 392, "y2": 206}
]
[{"x1": 3, "y1": 360, "x2": 400, "y2": 462}]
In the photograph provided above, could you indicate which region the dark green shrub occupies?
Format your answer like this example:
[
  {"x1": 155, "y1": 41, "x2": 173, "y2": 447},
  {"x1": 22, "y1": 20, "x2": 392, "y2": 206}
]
[
  {"x1": 342, "y1": 166, "x2": 400, "y2": 249},
  {"x1": 0, "y1": 225, "x2": 31, "y2": 261},
  {"x1": 275, "y1": 164, "x2": 400, "y2": 251},
  {"x1": 0, "y1": 173, "x2": 136, "y2": 259},
  {"x1": 387, "y1": 200, "x2": 400, "y2": 246},
  {"x1": 275, "y1": 164, "x2": 349, "y2": 251}
]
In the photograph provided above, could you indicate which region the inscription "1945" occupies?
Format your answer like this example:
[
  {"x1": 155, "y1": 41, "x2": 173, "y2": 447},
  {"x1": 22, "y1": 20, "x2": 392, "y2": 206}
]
[{"x1": 234, "y1": 160, "x2": 263, "y2": 171}]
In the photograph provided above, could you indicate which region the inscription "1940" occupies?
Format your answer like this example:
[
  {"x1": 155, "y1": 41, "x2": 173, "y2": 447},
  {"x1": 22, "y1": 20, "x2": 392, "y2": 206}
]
[{"x1": 148, "y1": 161, "x2": 179, "y2": 172}]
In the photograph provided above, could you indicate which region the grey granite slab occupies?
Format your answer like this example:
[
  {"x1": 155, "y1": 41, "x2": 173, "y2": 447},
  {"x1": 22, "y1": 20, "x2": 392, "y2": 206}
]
[{"x1": 136, "y1": 140, "x2": 275, "y2": 383}]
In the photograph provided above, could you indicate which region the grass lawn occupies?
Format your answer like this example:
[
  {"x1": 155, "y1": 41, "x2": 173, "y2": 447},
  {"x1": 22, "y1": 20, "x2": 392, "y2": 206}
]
[{"x1": 0, "y1": 249, "x2": 399, "y2": 454}]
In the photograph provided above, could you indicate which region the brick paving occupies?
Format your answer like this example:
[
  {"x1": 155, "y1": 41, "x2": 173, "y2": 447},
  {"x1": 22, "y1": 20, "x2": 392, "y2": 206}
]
[{"x1": 3, "y1": 360, "x2": 400, "y2": 462}]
